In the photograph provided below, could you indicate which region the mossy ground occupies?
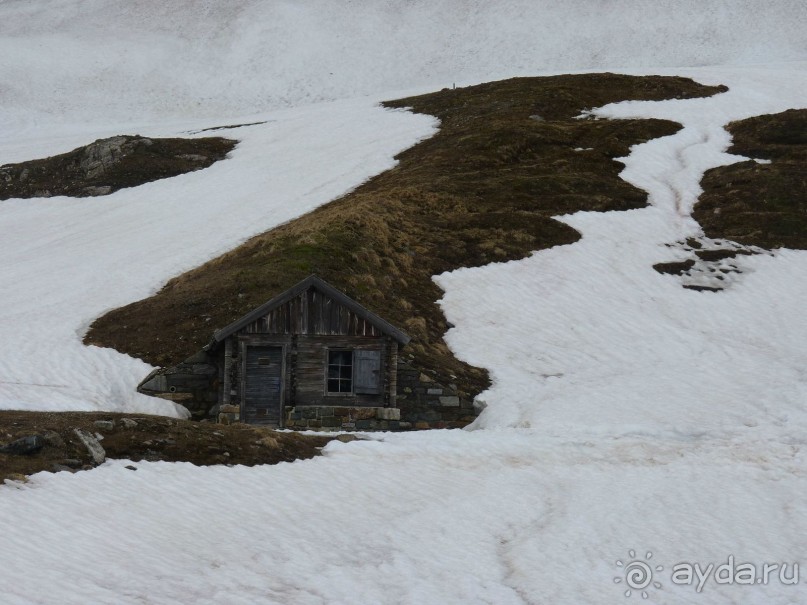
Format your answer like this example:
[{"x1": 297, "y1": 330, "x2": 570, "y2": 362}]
[
  {"x1": 0, "y1": 136, "x2": 236, "y2": 199},
  {"x1": 697, "y1": 109, "x2": 807, "y2": 250},
  {"x1": 86, "y1": 74, "x2": 726, "y2": 400}
]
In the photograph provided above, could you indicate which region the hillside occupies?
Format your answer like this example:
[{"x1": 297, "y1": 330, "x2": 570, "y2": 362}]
[
  {"x1": 2, "y1": 0, "x2": 804, "y2": 127},
  {"x1": 85, "y1": 74, "x2": 726, "y2": 403},
  {"x1": 1, "y1": 1, "x2": 807, "y2": 604},
  {"x1": 696, "y1": 108, "x2": 807, "y2": 249}
]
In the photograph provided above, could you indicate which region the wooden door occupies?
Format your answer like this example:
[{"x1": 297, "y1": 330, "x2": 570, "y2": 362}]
[{"x1": 244, "y1": 345, "x2": 283, "y2": 424}]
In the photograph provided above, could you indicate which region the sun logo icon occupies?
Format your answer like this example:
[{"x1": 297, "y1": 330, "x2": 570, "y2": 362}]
[{"x1": 614, "y1": 550, "x2": 663, "y2": 599}]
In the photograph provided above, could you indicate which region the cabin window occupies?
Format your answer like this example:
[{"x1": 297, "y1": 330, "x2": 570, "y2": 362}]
[
  {"x1": 327, "y1": 350, "x2": 353, "y2": 393},
  {"x1": 326, "y1": 348, "x2": 383, "y2": 395}
]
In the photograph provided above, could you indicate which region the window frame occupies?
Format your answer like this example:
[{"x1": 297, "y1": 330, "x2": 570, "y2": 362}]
[{"x1": 325, "y1": 348, "x2": 354, "y2": 396}]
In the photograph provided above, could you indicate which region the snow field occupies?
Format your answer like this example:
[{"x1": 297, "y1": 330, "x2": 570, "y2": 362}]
[
  {"x1": 437, "y1": 64, "x2": 807, "y2": 443},
  {"x1": 0, "y1": 102, "x2": 436, "y2": 414},
  {"x1": 2, "y1": 431, "x2": 806, "y2": 604},
  {"x1": 0, "y1": 1, "x2": 806, "y2": 603},
  {"x1": 2, "y1": 0, "x2": 805, "y2": 127}
]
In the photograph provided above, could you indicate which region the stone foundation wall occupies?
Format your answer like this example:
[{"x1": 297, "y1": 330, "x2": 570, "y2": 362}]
[
  {"x1": 219, "y1": 405, "x2": 404, "y2": 430},
  {"x1": 285, "y1": 406, "x2": 403, "y2": 430},
  {"x1": 395, "y1": 361, "x2": 479, "y2": 429},
  {"x1": 138, "y1": 350, "x2": 220, "y2": 419},
  {"x1": 217, "y1": 361, "x2": 481, "y2": 430}
]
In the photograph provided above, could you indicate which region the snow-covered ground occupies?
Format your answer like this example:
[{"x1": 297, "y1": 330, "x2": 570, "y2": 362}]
[
  {"x1": 1, "y1": 1, "x2": 807, "y2": 603},
  {"x1": 440, "y1": 63, "x2": 807, "y2": 442},
  {"x1": 0, "y1": 100, "x2": 436, "y2": 416}
]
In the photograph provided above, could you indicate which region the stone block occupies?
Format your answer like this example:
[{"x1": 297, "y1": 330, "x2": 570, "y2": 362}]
[
  {"x1": 354, "y1": 408, "x2": 377, "y2": 420},
  {"x1": 302, "y1": 407, "x2": 318, "y2": 419},
  {"x1": 426, "y1": 388, "x2": 443, "y2": 395},
  {"x1": 355, "y1": 419, "x2": 373, "y2": 430},
  {"x1": 414, "y1": 421, "x2": 431, "y2": 430},
  {"x1": 321, "y1": 416, "x2": 341, "y2": 428},
  {"x1": 376, "y1": 408, "x2": 401, "y2": 421},
  {"x1": 419, "y1": 373, "x2": 434, "y2": 383},
  {"x1": 93, "y1": 420, "x2": 115, "y2": 432},
  {"x1": 318, "y1": 407, "x2": 334, "y2": 417},
  {"x1": 439, "y1": 396, "x2": 460, "y2": 407}
]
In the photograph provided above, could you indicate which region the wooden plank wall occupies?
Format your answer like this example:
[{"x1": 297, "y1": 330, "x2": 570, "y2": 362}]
[
  {"x1": 241, "y1": 289, "x2": 382, "y2": 337},
  {"x1": 294, "y1": 334, "x2": 387, "y2": 407}
]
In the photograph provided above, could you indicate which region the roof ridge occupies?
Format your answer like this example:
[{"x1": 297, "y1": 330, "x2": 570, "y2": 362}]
[{"x1": 208, "y1": 275, "x2": 410, "y2": 346}]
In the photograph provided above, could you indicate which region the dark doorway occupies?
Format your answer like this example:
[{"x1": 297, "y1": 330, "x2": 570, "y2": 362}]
[{"x1": 244, "y1": 346, "x2": 283, "y2": 424}]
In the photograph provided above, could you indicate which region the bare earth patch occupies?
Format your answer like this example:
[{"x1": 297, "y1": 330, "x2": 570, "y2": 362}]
[{"x1": 0, "y1": 410, "x2": 334, "y2": 484}]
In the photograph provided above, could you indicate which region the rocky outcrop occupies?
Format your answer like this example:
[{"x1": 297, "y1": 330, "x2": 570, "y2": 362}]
[{"x1": 0, "y1": 135, "x2": 236, "y2": 200}]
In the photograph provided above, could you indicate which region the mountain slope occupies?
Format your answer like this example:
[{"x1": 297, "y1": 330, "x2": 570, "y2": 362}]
[{"x1": 1, "y1": 0, "x2": 805, "y2": 127}]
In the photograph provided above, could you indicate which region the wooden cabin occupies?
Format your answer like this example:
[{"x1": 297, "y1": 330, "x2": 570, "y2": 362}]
[{"x1": 139, "y1": 275, "x2": 411, "y2": 428}]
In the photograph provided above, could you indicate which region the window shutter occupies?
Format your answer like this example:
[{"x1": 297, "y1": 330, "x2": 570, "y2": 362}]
[{"x1": 353, "y1": 349, "x2": 382, "y2": 394}]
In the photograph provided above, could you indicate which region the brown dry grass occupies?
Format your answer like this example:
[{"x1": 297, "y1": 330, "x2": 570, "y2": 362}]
[{"x1": 86, "y1": 74, "x2": 726, "y2": 400}]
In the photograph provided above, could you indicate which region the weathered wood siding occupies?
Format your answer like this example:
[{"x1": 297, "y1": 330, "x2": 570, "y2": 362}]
[
  {"x1": 222, "y1": 285, "x2": 403, "y2": 423},
  {"x1": 234, "y1": 335, "x2": 292, "y2": 413},
  {"x1": 239, "y1": 288, "x2": 383, "y2": 337},
  {"x1": 230, "y1": 330, "x2": 392, "y2": 413},
  {"x1": 294, "y1": 335, "x2": 387, "y2": 407},
  {"x1": 242, "y1": 345, "x2": 283, "y2": 424}
]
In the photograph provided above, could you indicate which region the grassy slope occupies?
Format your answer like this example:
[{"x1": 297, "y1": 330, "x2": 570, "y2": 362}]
[
  {"x1": 86, "y1": 74, "x2": 726, "y2": 400},
  {"x1": 697, "y1": 109, "x2": 807, "y2": 250}
]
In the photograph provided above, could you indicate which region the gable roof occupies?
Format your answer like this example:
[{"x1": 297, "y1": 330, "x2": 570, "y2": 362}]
[{"x1": 208, "y1": 275, "x2": 410, "y2": 347}]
